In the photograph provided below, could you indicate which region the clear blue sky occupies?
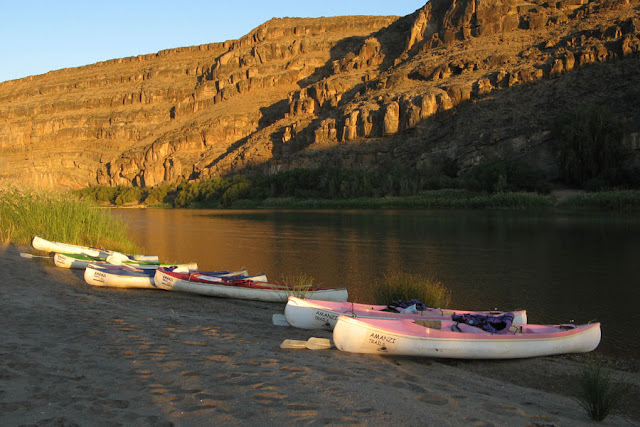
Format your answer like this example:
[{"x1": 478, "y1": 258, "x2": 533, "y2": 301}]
[{"x1": 0, "y1": 0, "x2": 426, "y2": 83}]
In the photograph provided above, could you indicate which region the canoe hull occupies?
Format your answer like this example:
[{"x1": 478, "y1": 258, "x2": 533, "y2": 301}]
[
  {"x1": 284, "y1": 296, "x2": 527, "y2": 330},
  {"x1": 53, "y1": 253, "x2": 197, "y2": 271},
  {"x1": 33, "y1": 235, "x2": 158, "y2": 262},
  {"x1": 84, "y1": 264, "x2": 157, "y2": 289},
  {"x1": 333, "y1": 316, "x2": 601, "y2": 359},
  {"x1": 155, "y1": 269, "x2": 348, "y2": 303}
]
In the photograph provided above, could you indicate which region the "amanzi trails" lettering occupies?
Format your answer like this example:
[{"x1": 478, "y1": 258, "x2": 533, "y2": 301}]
[{"x1": 368, "y1": 332, "x2": 396, "y2": 347}]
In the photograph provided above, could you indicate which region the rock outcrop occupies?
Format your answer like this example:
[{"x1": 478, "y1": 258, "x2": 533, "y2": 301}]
[{"x1": 1, "y1": 0, "x2": 639, "y2": 189}]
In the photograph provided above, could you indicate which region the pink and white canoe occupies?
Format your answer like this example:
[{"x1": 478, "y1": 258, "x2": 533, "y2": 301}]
[
  {"x1": 283, "y1": 296, "x2": 527, "y2": 330},
  {"x1": 333, "y1": 315, "x2": 601, "y2": 359}
]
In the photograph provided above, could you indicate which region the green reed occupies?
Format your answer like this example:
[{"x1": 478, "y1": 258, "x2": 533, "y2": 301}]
[
  {"x1": 278, "y1": 272, "x2": 317, "y2": 299},
  {"x1": 559, "y1": 190, "x2": 640, "y2": 210},
  {"x1": 373, "y1": 272, "x2": 452, "y2": 308},
  {"x1": 0, "y1": 187, "x2": 141, "y2": 253},
  {"x1": 576, "y1": 359, "x2": 630, "y2": 421},
  {"x1": 257, "y1": 191, "x2": 553, "y2": 210}
]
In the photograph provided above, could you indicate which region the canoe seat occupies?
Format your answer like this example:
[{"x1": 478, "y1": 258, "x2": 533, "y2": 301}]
[
  {"x1": 521, "y1": 325, "x2": 562, "y2": 334},
  {"x1": 414, "y1": 320, "x2": 442, "y2": 329}
]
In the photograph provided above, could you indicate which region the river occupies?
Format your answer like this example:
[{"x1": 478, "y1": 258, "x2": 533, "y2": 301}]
[{"x1": 111, "y1": 208, "x2": 640, "y2": 360}]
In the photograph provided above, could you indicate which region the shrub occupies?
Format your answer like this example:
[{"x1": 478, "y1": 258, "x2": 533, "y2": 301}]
[
  {"x1": 584, "y1": 167, "x2": 640, "y2": 191},
  {"x1": 552, "y1": 105, "x2": 626, "y2": 187},
  {"x1": 576, "y1": 359, "x2": 630, "y2": 421},
  {"x1": 373, "y1": 272, "x2": 452, "y2": 308},
  {"x1": 172, "y1": 181, "x2": 200, "y2": 207},
  {"x1": 220, "y1": 175, "x2": 252, "y2": 206},
  {"x1": 143, "y1": 185, "x2": 171, "y2": 205},
  {"x1": 75, "y1": 185, "x2": 118, "y2": 203},
  {"x1": 114, "y1": 187, "x2": 143, "y2": 206},
  {"x1": 464, "y1": 160, "x2": 550, "y2": 194}
]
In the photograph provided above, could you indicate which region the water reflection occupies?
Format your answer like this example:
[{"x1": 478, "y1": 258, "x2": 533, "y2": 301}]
[{"x1": 112, "y1": 208, "x2": 640, "y2": 359}]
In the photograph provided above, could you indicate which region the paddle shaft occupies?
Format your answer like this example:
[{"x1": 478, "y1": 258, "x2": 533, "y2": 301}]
[{"x1": 20, "y1": 253, "x2": 52, "y2": 259}]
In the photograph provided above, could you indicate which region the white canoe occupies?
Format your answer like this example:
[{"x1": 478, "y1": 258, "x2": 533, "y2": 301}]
[
  {"x1": 84, "y1": 264, "x2": 159, "y2": 289},
  {"x1": 53, "y1": 252, "x2": 197, "y2": 270},
  {"x1": 154, "y1": 268, "x2": 348, "y2": 302},
  {"x1": 284, "y1": 296, "x2": 528, "y2": 330},
  {"x1": 84, "y1": 264, "x2": 229, "y2": 289},
  {"x1": 32, "y1": 235, "x2": 158, "y2": 262},
  {"x1": 333, "y1": 315, "x2": 601, "y2": 359}
]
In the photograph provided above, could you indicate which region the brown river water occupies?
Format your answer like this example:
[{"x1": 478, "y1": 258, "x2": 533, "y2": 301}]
[{"x1": 111, "y1": 208, "x2": 640, "y2": 360}]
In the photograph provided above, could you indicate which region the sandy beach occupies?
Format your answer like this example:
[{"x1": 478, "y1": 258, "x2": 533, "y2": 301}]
[{"x1": 1, "y1": 244, "x2": 638, "y2": 426}]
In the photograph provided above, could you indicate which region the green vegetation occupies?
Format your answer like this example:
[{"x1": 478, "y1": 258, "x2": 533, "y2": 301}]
[
  {"x1": 75, "y1": 159, "x2": 563, "y2": 210},
  {"x1": 464, "y1": 160, "x2": 551, "y2": 194},
  {"x1": 576, "y1": 359, "x2": 630, "y2": 421},
  {"x1": 0, "y1": 186, "x2": 141, "y2": 253},
  {"x1": 373, "y1": 272, "x2": 452, "y2": 308},
  {"x1": 277, "y1": 272, "x2": 318, "y2": 299},
  {"x1": 552, "y1": 104, "x2": 636, "y2": 190},
  {"x1": 557, "y1": 190, "x2": 640, "y2": 210},
  {"x1": 257, "y1": 190, "x2": 554, "y2": 209}
]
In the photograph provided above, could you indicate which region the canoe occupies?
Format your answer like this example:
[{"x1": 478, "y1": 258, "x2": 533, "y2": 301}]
[
  {"x1": 333, "y1": 315, "x2": 601, "y2": 359},
  {"x1": 154, "y1": 267, "x2": 348, "y2": 302},
  {"x1": 53, "y1": 252, "x2": 197, "y2": 270},
  {"x1": 84, "y1": 264, "x2": 236, "y2": 289},
  {"x1": 283, "y1": 296, "x2": 528, "y2": 330},
  {"x1": 84, "y1": 264, "x2": 160, "y2": 289},
  {"x1": 32, "y1": 235, "x2": 158, "y2": 262}
]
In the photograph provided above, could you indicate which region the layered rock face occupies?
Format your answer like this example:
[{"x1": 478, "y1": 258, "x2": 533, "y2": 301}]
[{"x1": 1, "y1": 0, "x2": 639, "y2": 189}]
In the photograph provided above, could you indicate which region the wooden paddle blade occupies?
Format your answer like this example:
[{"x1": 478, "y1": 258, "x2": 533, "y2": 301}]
[
  {"x1": 280, "y1": 339, "x2": 307, "y2": 349},
  {"x1": 272, "y1": 314, "x2": 290, "y2": 326},
  {"x1": 306, "y1": 337, "x2": 331, "y2": 350}
]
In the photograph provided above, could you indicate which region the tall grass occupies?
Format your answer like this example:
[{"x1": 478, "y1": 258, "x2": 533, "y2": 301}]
[
  {"x1": 259, "y1": 191, "x2": 553, "y2": 210},
  {"x1": 373, "y1": 272, "x2": 452, "y2": 308},
  {"x1": 0, "y1": 187, "x2": 141, "y2": 253},
  {"x1": 576, "y1": 359, "x2": 630, "y2": 421},
  {"x1": 559, "y1": 190, "x2": 640, "y2": 210},
  {"x1": 277, "y1": 272, "x2": 317, "y2": 299}
]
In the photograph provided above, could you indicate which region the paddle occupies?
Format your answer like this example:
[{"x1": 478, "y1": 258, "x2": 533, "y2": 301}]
[
  {"x1": 280, "y1": 339, "x2": 307, "y2": 349},
  {"x1": 20, "y1": 253, "x2": 52, "y2": 259},
  {"x1": 280, "y1": 337, "x2": 332, "y2": 350},
  {"x1": 306, "y1": 337, "x2": 331, "y2": 350},
  {"x1": 272, "y1": 314, "x2": 290, "y2": 326}
]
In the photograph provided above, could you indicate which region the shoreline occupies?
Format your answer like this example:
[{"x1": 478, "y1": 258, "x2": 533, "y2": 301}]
[
  {"x1": 1, "y1": 244, "x2": 638, "y2": 425},
  {"x1": 82, "y1": 188, "x2": 640, "y2": 211}
]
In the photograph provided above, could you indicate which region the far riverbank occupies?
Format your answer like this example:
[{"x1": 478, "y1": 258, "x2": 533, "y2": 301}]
[{"x1": 81, "y1": 187, "x2": 640, "y2": 211}]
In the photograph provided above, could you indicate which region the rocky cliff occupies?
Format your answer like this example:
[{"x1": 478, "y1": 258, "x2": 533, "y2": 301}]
[{"x1": 1, "y1": 0, "x2": 639, "y2": 189}]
